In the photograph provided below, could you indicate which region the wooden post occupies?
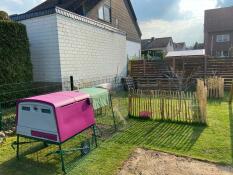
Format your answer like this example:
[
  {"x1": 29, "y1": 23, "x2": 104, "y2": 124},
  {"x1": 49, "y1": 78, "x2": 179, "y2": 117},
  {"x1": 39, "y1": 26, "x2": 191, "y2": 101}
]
[
  {"x1": 182, "y1": 57, "x2": 185, "y2": 73},
  {"x1": 173, "y1": 57, "x2": 176, "y2": 71},
  {"x1": 229, "y1": 80, "x2": 233, "y2": 104},
  {"x1": 128, "y1": 90, "x2": 132, "y2": 116},
  {"x1": 143, "y1": 59, "x2": 146, "y2": 76},
  {"x1": 204, "y1": 56, "x2": 207, "y2": 81},
  {"x1": 196, "y1": 79, "x2": 207, "y2": 124}
]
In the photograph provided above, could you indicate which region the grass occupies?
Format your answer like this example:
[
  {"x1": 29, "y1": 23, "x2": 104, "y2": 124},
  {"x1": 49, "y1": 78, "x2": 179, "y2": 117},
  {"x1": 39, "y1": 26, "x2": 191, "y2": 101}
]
[{"x1": 0, "y1": 93, "x2": 233, "y2": 174}]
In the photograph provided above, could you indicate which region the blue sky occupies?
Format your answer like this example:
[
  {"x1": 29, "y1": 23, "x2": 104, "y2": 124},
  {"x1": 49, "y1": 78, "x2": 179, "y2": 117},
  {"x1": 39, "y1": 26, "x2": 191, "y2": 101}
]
[{"x1": 1, "y1": 0, "x2": 233, "y2": 46}]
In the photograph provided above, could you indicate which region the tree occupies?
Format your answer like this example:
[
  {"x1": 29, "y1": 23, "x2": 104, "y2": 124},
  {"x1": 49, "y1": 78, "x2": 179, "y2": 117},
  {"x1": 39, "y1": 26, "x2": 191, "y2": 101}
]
[
  {"x1": 0, "y1": 11, "x2": 9, "y2": 20},
  {"x1": 193, "y1": 42, "x2": 199, "y2": 50}
]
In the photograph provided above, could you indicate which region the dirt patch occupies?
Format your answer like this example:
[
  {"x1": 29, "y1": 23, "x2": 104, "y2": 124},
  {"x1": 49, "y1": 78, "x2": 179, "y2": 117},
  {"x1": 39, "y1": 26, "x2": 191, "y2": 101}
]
[{"x1": 118, "y1": 148, "x2": 233, "y2": 175}]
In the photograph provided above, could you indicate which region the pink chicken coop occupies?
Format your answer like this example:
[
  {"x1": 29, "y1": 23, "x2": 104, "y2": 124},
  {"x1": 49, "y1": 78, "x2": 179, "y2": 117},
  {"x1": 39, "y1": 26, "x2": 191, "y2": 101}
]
[{"x1": 14, "y1": 91, "x2": 97, "y2": 173}]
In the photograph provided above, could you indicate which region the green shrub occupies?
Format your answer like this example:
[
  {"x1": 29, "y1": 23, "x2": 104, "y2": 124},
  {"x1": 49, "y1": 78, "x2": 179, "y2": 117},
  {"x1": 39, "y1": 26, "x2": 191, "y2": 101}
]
[
  {"x1": 0, "y1": 20, "x2": 32, "y2": 84},
  {"x1": 0, "y1": 11, "x2": 9, "y2": 20}
]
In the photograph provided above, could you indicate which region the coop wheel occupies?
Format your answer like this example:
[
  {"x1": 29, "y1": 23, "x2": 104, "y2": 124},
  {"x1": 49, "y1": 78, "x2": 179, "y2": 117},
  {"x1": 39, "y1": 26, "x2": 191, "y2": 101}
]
[{"x1": 80, "y1": 140, "x2": 90, "y2": 155}]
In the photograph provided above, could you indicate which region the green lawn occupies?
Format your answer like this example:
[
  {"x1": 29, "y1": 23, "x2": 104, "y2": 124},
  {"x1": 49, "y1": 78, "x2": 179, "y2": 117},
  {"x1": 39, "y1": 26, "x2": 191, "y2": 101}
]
[{"x1": 0, "y1": 95, "x2": 233, "y2": 175}]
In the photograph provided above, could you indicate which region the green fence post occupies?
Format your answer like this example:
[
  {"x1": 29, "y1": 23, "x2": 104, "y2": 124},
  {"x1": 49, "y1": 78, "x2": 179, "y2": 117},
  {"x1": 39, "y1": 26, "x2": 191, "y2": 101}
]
[{"x1": 70, "y1": 76, "x2": 74, "y2": 91}]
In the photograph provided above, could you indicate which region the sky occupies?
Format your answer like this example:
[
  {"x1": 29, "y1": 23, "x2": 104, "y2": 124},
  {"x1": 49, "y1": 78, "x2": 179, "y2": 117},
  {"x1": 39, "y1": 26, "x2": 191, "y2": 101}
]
[{"x1": 1, "y1": 0, "x2": 233, "y2": 46}]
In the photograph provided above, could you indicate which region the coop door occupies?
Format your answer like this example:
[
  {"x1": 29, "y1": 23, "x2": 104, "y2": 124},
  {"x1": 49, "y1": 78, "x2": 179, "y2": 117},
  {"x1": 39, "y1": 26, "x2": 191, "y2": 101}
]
[{"x1": 17, "y1": 102, "x2": 58, "y2": 139}]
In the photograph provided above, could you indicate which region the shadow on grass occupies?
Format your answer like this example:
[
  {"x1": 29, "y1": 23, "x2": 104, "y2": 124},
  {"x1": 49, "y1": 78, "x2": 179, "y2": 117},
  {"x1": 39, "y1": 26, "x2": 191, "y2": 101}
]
[
  {"x1": 0, "y1": 136, "x2": 94, "y2": 175},
  {"x1": 115, "y1": 119, "x2": 206, "y2": 152},
  {"x1": 208, "y1": 98, "x2": 223, "y2": 105},
  {"x1": 228, "y1": 104, "x2": 233, "y2": 164},
  {"x1": 0, "y1": 143, "x2": 58, "y2": 175},
  {"x1": 208, "y1": 92, "x2": 230, "y2": 105}
]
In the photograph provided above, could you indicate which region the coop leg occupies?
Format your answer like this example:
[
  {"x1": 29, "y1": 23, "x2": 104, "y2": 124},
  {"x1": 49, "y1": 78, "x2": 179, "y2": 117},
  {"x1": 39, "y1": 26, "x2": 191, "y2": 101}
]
[
  {"x1": 16, "y1": 135, "x2": 20, "y2": 160},
  {"x1": 110, "y1": 94, "x2": 117, "y2": 131},
  {"x1": 92, "y1": 125, "x2": 98, "y2": 148},
  {"x1": 59, "y1": 144, "x2": 66, "y2": 174}
]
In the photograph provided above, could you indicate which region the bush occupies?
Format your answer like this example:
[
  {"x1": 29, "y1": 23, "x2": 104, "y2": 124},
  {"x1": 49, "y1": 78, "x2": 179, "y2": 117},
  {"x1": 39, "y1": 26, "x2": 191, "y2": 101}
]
[
  {"x1": 0, "y1": 11, "x2": 9, "y2": 20},
  {"x1": 0, "y1": 20, "x2": 32, "y2": 84}
]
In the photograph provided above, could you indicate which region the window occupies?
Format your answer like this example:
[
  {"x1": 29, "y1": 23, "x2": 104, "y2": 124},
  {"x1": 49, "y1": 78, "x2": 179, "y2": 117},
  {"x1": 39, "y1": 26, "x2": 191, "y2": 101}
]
[
  {"x1": 216, "y1": 50, "x2": 229, "y2": 57},
  {"x1": 98, "y1": 4, "x2": 111, "y2": 22},
  {"x1": 41, "y1": 109, "x2": 51, "y2": 114},
  {"x1": 216, "y1": 34, "x2": 230, "y2": 43},
  {"x1": 22, "y1": 106, "x2": 30, "y2": 111}
]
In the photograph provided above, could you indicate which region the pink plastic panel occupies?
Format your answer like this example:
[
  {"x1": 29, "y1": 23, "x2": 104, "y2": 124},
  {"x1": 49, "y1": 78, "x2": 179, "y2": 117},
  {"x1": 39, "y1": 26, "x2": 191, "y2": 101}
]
[
  {"x1": 25, "y1": 91, "x2": 90, "y2": 108},
  {"x1": 31, "y1": 130, "x2": 57, "y2": 141},
  {"x1": 55, "y1": 99, "x2": 95, "y2": 142}
]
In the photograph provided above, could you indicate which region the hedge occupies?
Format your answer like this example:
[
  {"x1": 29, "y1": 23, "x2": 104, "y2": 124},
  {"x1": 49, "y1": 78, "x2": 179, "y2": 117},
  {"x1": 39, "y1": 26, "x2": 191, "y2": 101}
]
[{"x1": 0, "y1": 20, "x2": 32, "y2": 84}]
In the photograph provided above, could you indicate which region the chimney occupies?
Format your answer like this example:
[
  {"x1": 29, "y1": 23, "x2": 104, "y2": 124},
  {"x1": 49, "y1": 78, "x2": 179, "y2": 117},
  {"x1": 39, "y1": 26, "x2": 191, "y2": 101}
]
[{"x1": 151, "y1": 37, "x2": 155, "y2": 41}]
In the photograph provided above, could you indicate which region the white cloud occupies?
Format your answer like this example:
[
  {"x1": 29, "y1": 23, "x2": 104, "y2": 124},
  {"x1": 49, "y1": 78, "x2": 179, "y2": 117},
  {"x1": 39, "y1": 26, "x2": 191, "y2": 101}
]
[
  {"x1": 0, "y1": 0, "x2": 46, "y2": 14},
  {"x1": 140, "y1": 18, "x2": 203, "y2": 45},
  {"x1": 140, "y1": 0, "x2": 220, "y2": 45},
  {"x1": 0, "y1": 6, "x2": 13, "y2": 14},
  {"x1": 179, "y1": 0, "x2": 219, "y2": 19}
]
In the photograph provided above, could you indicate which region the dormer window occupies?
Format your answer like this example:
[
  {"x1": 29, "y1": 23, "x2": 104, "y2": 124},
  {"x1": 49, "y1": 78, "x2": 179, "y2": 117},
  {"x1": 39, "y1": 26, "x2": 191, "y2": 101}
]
[{"x1": 98, "y1": 4, "x2": 111, "y2": 23}]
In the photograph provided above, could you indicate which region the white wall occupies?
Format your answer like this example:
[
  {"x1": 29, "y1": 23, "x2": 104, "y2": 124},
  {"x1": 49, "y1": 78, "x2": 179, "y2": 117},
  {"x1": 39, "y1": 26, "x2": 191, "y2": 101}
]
[
  {"x1": 56, "y1": 14, "x2": 127, "y2": 81},
  {"x1": 21, "y1": 11, "x2": 127, "y2": 83},
  {"x1": 126, "y1": 40, "x2": 141, "y2": 60},
  {"x1": 21, "y1": 15, "x2": 62, "y2": 82}
]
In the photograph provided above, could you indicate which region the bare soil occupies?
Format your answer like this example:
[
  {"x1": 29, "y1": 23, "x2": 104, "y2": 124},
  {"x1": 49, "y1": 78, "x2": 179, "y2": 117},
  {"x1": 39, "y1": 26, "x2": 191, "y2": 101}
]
[{"x1": 118, "y1": 148, "x2": 233, "y2": 175}]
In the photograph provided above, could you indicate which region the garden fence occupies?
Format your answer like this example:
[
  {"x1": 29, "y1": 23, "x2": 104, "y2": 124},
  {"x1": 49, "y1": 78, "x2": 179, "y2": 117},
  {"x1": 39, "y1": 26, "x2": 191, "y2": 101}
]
[
  {"x1": 206, "y1": 76, "x2": 224, "y2": 99},
  {"x1": 0, "y1": 80, "x2": 70, "y2": 131},
  {"x1": 0, "y1": 75, "x2": 124, "y2": 131},
  {"x1": 128, "y1": 80, "x2": 207, "y2": 124},
  {"x1": 130, "y1": 57, "x2": 233, "y2": 90}
]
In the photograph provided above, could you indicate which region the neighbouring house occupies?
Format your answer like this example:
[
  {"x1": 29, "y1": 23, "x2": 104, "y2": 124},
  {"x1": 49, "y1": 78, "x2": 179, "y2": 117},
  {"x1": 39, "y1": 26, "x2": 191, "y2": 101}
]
[
  {"x1": 11, "y1": 0, "x2": 141, "y2": 82},
  {"x1": 204, "y1": 6, "x2": 233, "y2": 58},
  {"x1": 142, "y1": 37, "x2": 174, "y2": 59},
  {"x1": 174, "y1": 42, "x2": 186, "y2": 51}
]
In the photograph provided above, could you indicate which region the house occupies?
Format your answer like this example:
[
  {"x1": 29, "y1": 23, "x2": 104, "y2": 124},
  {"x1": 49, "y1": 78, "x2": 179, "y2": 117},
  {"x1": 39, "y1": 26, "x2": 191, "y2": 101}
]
[
  {"x1": 204, "y1": 6, "x2": 233, "y2": 58},
  {"x1": 174, "y1": 42, "x2": 186, "y2": 51},
  {"x1": 11, "y1": 0, "x2": 141, "y2": 82},
  {"x1": 142, "y1": 37, "x2": 174, "y2": 58}
]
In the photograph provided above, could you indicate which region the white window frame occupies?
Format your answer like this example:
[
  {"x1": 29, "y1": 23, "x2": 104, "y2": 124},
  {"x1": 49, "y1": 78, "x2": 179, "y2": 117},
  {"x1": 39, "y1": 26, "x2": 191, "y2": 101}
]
[
  {"x1": 98, "y1": 4, "x2": 111, "y2": 23},
  {"x1": 216, "y1": 34, "x2": 230, "y2": 43},
  {"x1": 216, "y1": 50, "x2": 229, "y2": 58}
]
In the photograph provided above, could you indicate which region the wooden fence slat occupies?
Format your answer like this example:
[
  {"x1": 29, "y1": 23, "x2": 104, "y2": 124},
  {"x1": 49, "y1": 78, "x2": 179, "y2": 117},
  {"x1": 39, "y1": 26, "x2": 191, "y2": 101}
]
[{"x1": 129, "y1": 88, "x2": 207, "y2": 124}]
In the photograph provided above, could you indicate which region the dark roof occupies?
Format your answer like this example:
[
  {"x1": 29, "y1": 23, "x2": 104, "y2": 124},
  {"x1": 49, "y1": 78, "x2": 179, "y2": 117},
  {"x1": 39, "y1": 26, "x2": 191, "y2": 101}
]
[
  {"x1": 141, "y1": 39, "x2": 152, "y2": 50},
  {"x1": 142, "y1": 37, "x2": 173, "y2": 51},
  {"x1": 125, "y1": 0, "x2": 141, "y2": 37},
  {"x1": 23, "y1": 0, "x2": 141, "y2": 37},
  {"x1": 27, "y1": 0, "x2": 100, "y2": 15},
  {"x1": 205, "y1": 6, "x2": 233, "y2": 32}
]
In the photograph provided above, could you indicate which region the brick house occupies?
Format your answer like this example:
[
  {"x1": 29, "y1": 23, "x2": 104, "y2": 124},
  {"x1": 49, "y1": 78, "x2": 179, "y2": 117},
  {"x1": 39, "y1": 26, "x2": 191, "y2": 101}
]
[
  {"x1": 11, "y1": 0, "x2": 141, "y2": 82},
  {"x1": 204, "y1": 6, "x2": 233, "y2": 58}
]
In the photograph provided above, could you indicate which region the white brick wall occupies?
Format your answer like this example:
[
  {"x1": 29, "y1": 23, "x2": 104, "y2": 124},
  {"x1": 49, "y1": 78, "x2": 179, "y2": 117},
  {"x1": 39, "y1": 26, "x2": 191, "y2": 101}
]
[
  {"x1": 21, "y1": 15, "x2": 62, "y2": 82},
  {"x1": 56, "y1": 14, "x2": 127, "y2": 81},
  {"x1": 20, "y1": 12, "x2": 127, "y2": 82}
]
